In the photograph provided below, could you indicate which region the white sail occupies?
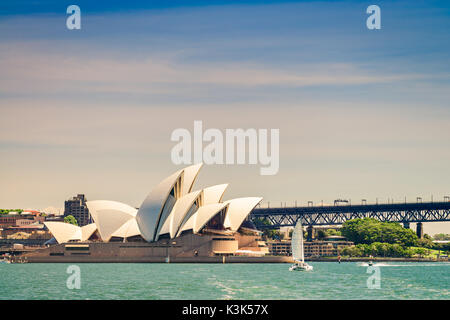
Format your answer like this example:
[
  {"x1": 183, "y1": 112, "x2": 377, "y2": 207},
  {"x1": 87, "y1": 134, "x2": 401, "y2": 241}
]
[{"x1": 291, "y1": 220, "x2": 304, "y2": 263}]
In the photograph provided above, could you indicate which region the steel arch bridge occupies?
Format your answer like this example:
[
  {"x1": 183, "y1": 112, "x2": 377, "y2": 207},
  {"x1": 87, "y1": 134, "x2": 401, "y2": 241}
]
[{"x1": 249, "y1": 201, "x2": 450, "y2": 229}]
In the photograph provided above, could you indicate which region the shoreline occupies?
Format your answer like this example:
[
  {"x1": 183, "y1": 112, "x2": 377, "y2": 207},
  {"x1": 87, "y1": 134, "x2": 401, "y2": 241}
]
[
  {"x1": 9, "y1": 254, "x2": 448, "y2": 263},
  {"x1": 11, "y1": 255, "x2": 294, "y2": 263},
  {"x1": 306, "y1": 256, "x2": 447, "y2": 262},
  {"x1": 6, "y1": 243, "x2": 448, "y2": 263}
]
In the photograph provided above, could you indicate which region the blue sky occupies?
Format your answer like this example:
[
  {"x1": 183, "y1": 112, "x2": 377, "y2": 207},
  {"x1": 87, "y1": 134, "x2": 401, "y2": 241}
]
[{"x1": 0, "y1": 1, "x2": 449, "y2": 233}]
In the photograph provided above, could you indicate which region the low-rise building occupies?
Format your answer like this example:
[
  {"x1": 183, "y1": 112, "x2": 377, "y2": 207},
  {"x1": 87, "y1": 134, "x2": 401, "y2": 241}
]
[
  {"x1": 0, "y1": 213, "x2": 39, "y2": 228},
  {"x1": 1, "y1": 223, "x2": 46, "y2": 237},
  {"x1": 267, "y1": 240, "x2": 292, "y2": 256},
  {"x1": 268, "y1": 239, "x2": 354, "y2": 257},
  {"x1": 304, "y1": 240, "x2": 353, "y2": 257}
]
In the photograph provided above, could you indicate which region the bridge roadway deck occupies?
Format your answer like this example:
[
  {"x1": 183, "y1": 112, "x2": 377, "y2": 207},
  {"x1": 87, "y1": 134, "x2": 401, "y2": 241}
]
[{"x1": 250, "y1": 201, "x2": 450, "y2": 228}]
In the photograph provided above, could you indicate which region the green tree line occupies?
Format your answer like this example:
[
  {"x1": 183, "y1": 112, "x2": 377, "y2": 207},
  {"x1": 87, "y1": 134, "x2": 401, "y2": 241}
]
[
  {"x1": 0, "y1": 209, "x2": 23, "y2": 215},
  {"x1": 341, "y1": 218, "x2": 417, "y2": 246},
  {"x1": 342, "y1": 242, "x2": 414, "y2": 258},
  {"x1": 433, "y1": 233, "x2": 450, "y2": 241},
  {"x1": 340, "y1": 218, "x2": 449, "y2": 257}
]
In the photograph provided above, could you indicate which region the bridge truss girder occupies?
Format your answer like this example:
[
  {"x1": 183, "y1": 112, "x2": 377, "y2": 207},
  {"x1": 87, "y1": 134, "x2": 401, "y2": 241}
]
[{"x1": 250, "y1": 206, "x2": 450, "y2": 229}]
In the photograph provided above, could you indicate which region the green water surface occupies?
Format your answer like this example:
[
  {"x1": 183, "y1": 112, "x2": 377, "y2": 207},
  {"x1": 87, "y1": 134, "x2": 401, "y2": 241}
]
[{"x1": 0, "y1": 262, "x2": 448, "y2": 300}]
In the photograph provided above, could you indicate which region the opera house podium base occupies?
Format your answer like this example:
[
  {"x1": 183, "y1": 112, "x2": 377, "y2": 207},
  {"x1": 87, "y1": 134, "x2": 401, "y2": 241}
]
[{"x1": 13, "y1": 233, "x2": 293, "y2": 263}]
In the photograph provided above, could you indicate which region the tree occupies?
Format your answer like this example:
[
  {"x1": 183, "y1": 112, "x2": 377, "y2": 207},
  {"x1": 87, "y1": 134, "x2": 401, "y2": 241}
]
[
  {"x1": 417, "y1": 237, "x2": 434, "y2": 249},
  {"x1": 433, "y1": 233, "x2": 450, "y2": 241},
  {"x1": 414, "y1": 247, "x2": 427, "y2": 258},
  {"x1": 387, "y1": 244, "x2": 406, "y2": 257},
  {"x1": 341, "y1": 218, "x2": 418, "y2": 246},
  {"x1": 64, "y1": 215, "x2": 78, "y2": 226},
  {"x1": 254, "y1": 218, "x2": 282, "y2": 240},
  {"x1": 342, "y1": 245, "x2": 364, "y2": 257},
  {"x1": 316, "y1": 229, "x2": 327, "y2": 240},
  {"x1": 373, "y1": 242, "x2": 389, "y2": 257},
  {"x1": 342, "y1": 242, "x2": 414, "y2": 258},
  {"x1": 341, "y1": 218, "x2": 366, "y2": 243},
  {"x1": 326, "y1": 229, "x2": 341, "y2": 236},
  {"x1": 0, "y1": 209, "x2": 23, "y2": 215}
]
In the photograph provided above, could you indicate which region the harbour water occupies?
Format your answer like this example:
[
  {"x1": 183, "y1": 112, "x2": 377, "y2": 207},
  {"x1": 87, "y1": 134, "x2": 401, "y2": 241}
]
[{"x1": 0, "y1": 262, "x2": 448, "y2": 300}]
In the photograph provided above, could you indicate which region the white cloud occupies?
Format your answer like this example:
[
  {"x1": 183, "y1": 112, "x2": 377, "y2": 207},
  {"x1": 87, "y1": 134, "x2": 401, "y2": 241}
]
[{"x1": 0, "y1": 42, "x2": 429, "y2": 97}]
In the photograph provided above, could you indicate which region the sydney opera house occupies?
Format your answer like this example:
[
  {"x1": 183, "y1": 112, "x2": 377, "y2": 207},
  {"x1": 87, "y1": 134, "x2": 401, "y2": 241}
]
[{"x1": 17, "y1": 164, "x2": 288, "y2": 263}]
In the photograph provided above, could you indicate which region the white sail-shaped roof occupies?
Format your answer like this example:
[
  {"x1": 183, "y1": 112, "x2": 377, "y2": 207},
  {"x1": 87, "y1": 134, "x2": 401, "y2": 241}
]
[
  {"x1": 45, "y1": 222, "x2": 97, "y2": 243},
  {"x1": 181, "y1": 163, "x2": 203, "y2": 195},
  {"x1": 86, "y1": 200, "x2": 137, "y2": 242},
  {"x1": 81, "y1": 223, "x2": 97, "y2": 241},
  {"x1": 69, "y1": 228, "x2": 82, "y2": 242},
  {"x1": 111, "y1": 218, "x2": 141, "y2": 239},
  {"x1": 177, "y1": 202, "x2": 228, "y2": 236},
  {"x1": 44, "y1": 222, "x2": 80, "y2": 244},
  {"x1": 202, "y1": 184, "x2": 228, "y2": 205},
  {"x1": 157, "y1": 190, "x2": 202, "y2": 239},
  {"x1": 223, "y1": 197, "x2": 263, "y2": 231},
  {"x1": 46, "y1": 163, "x2": 263, "y2": 245},
  {"x1": 136, "y1": 169, "x2": 183, "y2": 242}
]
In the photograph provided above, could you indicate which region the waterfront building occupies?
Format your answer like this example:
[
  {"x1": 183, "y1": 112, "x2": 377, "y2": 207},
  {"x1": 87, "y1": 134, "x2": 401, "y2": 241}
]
[
  {"x1": 24, "y1": 163, "x2": 272, "y2": 262},
  {"x1": 0, "y1": 212, "x2": 52, "y2": 247},
  {"x1": 0, "y1": 223, "x2": 52, "y2": 244},
  {"x1": 64, "y1": 194, "x2": 92, "y2": 226},
  {"x1": 267, "y1": 240, "x2": 292, "y2": 256},
  {"x1": 0, "y1": 229, "x2": 53, "y2": 248},
  {"x1": 268, "y1": 239, "x2": 353, "y2": 257},
  {"x1": 0, "y1": 213, "x2": 42, "y2": 228},
  {"x1": 304, "y1": 240, "x2": 354, "y2": 257}
]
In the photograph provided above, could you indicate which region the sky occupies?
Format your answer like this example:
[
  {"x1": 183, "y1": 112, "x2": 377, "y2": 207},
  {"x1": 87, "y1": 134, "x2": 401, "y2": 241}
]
[{"x1": 0, "y1": 1, "x2": 449, "y2": 234}]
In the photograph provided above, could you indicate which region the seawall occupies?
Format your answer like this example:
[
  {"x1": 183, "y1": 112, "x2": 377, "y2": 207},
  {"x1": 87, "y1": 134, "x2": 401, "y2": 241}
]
[{"x1": 12, "y1": 255, "x2": 293, "y2": 263}]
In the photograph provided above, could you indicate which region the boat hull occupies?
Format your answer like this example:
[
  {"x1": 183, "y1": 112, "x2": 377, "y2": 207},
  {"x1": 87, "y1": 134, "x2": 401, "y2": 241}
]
[{"x1": 289, "y1": 263, "x2": 313, "y2": 271}]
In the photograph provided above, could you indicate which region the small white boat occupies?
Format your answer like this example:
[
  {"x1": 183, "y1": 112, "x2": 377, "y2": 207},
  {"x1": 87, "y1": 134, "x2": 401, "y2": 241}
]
[
  {"x1": 289, "y1": 220, "x2": 313, "y2": 271},
  {"x1": 289, "y1": 262, "x2": 313, "y2": 271}
]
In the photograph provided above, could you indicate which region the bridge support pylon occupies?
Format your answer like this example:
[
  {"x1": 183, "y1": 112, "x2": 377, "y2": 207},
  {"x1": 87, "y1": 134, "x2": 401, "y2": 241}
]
[
  {"x1": 416, "y1": 222, "x2": 424, "y2": 239},
  {"x1": 306, "y1": 225, "x2": 314, "y2": 242}
]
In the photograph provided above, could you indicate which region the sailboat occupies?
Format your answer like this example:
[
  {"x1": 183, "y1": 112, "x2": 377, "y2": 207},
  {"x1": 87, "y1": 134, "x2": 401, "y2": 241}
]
[{"x1": 289, "y1": 220, "x2": 313, "y2": 271}]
